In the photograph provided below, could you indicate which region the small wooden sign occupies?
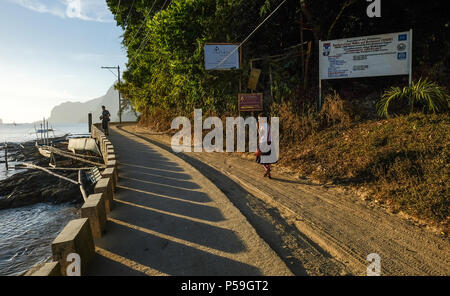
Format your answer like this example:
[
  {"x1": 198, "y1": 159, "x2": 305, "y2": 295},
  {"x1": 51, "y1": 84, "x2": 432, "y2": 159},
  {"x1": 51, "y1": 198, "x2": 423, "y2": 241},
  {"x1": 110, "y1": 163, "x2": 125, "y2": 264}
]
[
  {"x1": 238, "y1": 93, "x2": 263, "y2": 112},
  {"x1": 247, "y1": 68, "x2": 261, "y2": 90}
]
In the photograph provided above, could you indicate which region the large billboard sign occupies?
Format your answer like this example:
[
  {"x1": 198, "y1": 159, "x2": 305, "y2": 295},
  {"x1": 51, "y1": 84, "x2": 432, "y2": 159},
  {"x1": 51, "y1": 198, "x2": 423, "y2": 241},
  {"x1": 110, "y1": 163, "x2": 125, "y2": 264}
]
[
  {"x1": 204, "y1": 43, "x2": 240, "y2": 70},
  {"x1": 319, "y1": 31, "x2": 412, "y2": 80}
]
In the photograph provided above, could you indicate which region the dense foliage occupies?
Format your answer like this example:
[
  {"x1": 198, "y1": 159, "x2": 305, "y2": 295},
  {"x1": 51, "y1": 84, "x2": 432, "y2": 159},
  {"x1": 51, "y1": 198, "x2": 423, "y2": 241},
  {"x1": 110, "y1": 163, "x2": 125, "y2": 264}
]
[{"x1": 106, "y1": 0, "x2": 449, "y2": 118}]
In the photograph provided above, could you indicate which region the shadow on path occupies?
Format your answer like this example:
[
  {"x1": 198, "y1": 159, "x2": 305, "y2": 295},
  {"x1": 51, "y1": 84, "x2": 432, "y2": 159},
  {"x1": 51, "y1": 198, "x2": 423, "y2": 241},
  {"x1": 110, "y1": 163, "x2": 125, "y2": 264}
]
[
  {"x1": 87, "y1": 128, "x2": 261, "y2": 276},
  {"x1": 90, "y1": 221, "x2": 261, "y2": 276}
]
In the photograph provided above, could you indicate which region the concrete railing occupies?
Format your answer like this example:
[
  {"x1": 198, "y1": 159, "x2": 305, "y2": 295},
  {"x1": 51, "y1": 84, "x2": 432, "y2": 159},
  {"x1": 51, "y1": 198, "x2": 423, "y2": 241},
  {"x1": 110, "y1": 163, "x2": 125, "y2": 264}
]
[
  {"x1": 24, "y1": 262, "x2": 61, "y2": 276},
  {"x1": 81, "y1": 193, "x2": 106, "y2": 239},
  {"x1": 26, "y1": 123, "x2": 119, "y2": 276},
  {"x1": 51, "y1": 218, "x2": 96, "y2": 275}
]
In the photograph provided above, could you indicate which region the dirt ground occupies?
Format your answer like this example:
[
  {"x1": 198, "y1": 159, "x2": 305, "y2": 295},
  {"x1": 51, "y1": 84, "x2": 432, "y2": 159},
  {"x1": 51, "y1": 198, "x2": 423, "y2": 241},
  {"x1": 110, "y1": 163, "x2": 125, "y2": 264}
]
[{"x1": 119, "y1": 124, "x2": 449, "y2": 276}]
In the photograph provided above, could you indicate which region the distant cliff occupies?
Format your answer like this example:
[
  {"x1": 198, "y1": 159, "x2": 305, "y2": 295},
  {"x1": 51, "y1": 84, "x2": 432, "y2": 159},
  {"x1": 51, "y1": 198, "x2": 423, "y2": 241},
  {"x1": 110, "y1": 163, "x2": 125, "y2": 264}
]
[{"x1": 48, "y1": 85, "x2": 138, "y2": 123}]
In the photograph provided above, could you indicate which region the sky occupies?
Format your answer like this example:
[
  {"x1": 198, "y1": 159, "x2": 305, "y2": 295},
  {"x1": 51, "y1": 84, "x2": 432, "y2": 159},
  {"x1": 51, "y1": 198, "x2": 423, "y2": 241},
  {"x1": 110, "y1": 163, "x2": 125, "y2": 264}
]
[{"x1": 0, "y1": 0, "x2": 127, "y2": 123}]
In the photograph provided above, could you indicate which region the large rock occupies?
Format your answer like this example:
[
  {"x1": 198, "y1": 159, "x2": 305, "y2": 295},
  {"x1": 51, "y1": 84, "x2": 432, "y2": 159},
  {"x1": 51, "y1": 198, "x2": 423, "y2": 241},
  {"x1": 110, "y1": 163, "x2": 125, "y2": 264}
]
[{"x1": 0, "y1": 168, "x2": 83, "y2": 210}]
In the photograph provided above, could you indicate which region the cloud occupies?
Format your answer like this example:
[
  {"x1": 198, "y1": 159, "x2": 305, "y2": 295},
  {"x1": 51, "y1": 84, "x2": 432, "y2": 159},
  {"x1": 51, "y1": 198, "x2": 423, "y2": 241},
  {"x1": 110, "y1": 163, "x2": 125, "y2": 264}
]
[
  {"x1": 65, "y1": 0, "x2": 114, "y2": 22},
  {"x1": 10, "y1": 0, "x2": 66, "y2": 18},
  {"x1": 10, "y1": 0, "x2": 114, "y2": 22}
]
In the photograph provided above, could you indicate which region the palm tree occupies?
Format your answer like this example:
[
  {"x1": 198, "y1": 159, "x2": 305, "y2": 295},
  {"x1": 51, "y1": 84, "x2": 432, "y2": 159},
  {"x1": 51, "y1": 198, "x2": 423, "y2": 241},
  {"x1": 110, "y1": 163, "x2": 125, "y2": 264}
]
[{"x1": 377, "y1": 78, "x2": 449, "y2": 117}]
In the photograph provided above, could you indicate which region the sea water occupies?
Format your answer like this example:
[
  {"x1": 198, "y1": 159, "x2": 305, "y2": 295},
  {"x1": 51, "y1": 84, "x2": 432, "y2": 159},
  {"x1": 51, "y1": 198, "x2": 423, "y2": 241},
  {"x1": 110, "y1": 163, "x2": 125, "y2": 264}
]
[
  {"x1": 0, "y1": 122, "x2": 89, "y2": 145},
  {"x1": 0, "y1": 123, "x2": 88, "y2": 275},
  {"x1": 0, "y1": 204, "x2": 79, "y2": 275}
]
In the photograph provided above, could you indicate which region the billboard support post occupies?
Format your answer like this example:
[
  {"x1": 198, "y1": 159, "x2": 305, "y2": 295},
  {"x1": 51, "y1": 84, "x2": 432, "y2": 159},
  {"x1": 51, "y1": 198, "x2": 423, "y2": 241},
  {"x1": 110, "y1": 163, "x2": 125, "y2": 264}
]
[
  {"x1": 409, "y1": 28, "x2": 413, "y2": 87},
  {"x1": 318, "y1": 39, "x2": 322, "y2": 109},
  {"x1": 318, "y1": 79, "x2": 322, "y2": 110}
]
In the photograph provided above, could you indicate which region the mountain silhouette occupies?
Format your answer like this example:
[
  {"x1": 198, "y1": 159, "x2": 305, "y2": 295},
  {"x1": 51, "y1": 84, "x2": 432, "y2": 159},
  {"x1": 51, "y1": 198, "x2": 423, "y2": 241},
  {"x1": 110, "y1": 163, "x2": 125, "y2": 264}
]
[{"x1": 48, "y1": 84, "x2": 138, "y2": 123}]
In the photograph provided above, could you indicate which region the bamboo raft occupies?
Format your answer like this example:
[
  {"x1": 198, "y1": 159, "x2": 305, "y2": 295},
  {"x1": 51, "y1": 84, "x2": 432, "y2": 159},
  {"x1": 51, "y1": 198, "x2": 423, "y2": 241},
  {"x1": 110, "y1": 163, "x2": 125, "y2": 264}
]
[
  {"x1": 18, "y1": 163, "x2": 88, "y2": 202},
  {"x1": 39, "y1": 145, "x2": 106, "y2": 168}
]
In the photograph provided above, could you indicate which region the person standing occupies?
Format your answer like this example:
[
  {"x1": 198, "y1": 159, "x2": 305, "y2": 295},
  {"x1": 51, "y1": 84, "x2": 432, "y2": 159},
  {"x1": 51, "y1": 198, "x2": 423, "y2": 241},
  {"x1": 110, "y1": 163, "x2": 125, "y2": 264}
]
[
  {"x1": 256, "y1": 113, "x2": 273, "y2": 178},
  {"x1": 100, "y1": 105, "x2": 111, "y2": 136}
]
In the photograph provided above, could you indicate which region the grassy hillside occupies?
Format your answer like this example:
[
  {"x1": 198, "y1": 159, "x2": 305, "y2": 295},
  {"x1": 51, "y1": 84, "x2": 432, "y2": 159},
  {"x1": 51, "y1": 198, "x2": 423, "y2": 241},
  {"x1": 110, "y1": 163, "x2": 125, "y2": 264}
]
[{"x1": 280, "y1": 113, "x2": 449, "y2": 226}]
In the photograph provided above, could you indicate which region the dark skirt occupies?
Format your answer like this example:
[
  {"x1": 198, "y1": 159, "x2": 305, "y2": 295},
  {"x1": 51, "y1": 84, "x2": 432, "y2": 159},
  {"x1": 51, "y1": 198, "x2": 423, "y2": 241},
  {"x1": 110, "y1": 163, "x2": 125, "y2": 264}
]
[{"x1": 256, "y1": 150, "x2": 274, "y2": 164}]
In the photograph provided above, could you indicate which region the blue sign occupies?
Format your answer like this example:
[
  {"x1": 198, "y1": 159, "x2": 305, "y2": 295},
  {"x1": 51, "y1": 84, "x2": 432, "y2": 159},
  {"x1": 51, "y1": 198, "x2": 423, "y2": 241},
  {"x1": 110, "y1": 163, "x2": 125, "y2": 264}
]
[
  {"x1": 398, "y1": 34, "x2": 407, "y2": 41},
  {"x1": 398, "y1": 52, "x2": 407, "y2": 60}
]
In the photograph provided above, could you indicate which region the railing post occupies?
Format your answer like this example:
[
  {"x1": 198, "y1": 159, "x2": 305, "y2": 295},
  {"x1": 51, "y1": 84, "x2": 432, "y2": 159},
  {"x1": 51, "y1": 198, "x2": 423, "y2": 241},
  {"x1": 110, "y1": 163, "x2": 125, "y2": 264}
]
[{"x1": 88, "y1": 113, "x2": 92, "y2": 133}]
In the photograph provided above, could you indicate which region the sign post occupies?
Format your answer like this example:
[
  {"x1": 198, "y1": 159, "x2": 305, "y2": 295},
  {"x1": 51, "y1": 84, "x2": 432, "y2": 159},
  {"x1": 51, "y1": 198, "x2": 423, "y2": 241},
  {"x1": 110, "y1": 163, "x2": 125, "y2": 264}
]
[
  {"x1": 408, "y1": 28, "x2": 413, "y2": 86},
  {"x1": 318, "y1": 39, "x2": 322, "y2": 109},
  {"x1": 318, "y1": 30, "x2": 413, "y2": 108}
]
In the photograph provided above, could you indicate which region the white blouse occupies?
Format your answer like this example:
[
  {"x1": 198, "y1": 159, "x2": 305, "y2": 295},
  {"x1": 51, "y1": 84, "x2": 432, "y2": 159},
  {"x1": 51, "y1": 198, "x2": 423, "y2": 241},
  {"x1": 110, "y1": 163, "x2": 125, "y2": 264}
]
[{"x1": 258, "y1": 122, "x2": 271, "y2": 146}]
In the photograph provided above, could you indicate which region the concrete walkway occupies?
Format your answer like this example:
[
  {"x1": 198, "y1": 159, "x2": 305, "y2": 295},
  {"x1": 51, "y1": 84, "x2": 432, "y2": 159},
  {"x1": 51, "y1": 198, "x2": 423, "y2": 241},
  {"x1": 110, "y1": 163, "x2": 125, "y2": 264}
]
[{"x1": 86, "y1": 126, "x2": 292, "y2": 276}]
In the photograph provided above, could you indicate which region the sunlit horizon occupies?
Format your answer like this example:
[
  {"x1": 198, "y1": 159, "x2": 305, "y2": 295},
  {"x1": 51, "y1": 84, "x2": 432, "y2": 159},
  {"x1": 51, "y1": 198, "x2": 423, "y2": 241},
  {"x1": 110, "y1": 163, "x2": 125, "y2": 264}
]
[{"x1": 0, "y1": 0, "x2": 127, "y2": 124}]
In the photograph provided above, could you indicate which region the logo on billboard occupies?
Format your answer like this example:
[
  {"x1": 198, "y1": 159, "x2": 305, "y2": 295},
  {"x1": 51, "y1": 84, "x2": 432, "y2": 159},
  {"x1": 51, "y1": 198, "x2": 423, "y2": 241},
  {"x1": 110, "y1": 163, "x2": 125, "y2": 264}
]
[
  {"x1": 397, "y1": 43, "x2": 406, "y2": 51},
  {"x1": 398, "y1": 34, "x2": 407, "y2": 41},
  {"x1": 322, "y1": 43, "x2": 331, "y2": 56},
  {"x1": 397, "y1": 52, "x2": 407, "y2": 60}
]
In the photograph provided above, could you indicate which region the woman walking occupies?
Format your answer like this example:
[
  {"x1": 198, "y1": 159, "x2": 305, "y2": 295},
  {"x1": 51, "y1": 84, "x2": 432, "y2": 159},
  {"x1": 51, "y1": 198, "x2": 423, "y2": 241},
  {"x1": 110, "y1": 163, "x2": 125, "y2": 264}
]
[{"x1": 256, "y1": 113, "x2": 273, "y2": 178}]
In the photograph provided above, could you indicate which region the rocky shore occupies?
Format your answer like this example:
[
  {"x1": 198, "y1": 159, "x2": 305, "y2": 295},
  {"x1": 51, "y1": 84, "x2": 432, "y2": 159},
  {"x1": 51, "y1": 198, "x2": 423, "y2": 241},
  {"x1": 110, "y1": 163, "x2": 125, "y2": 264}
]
[{"x1": 0, "y1": 141, "x2": 94, "y2": 210}]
